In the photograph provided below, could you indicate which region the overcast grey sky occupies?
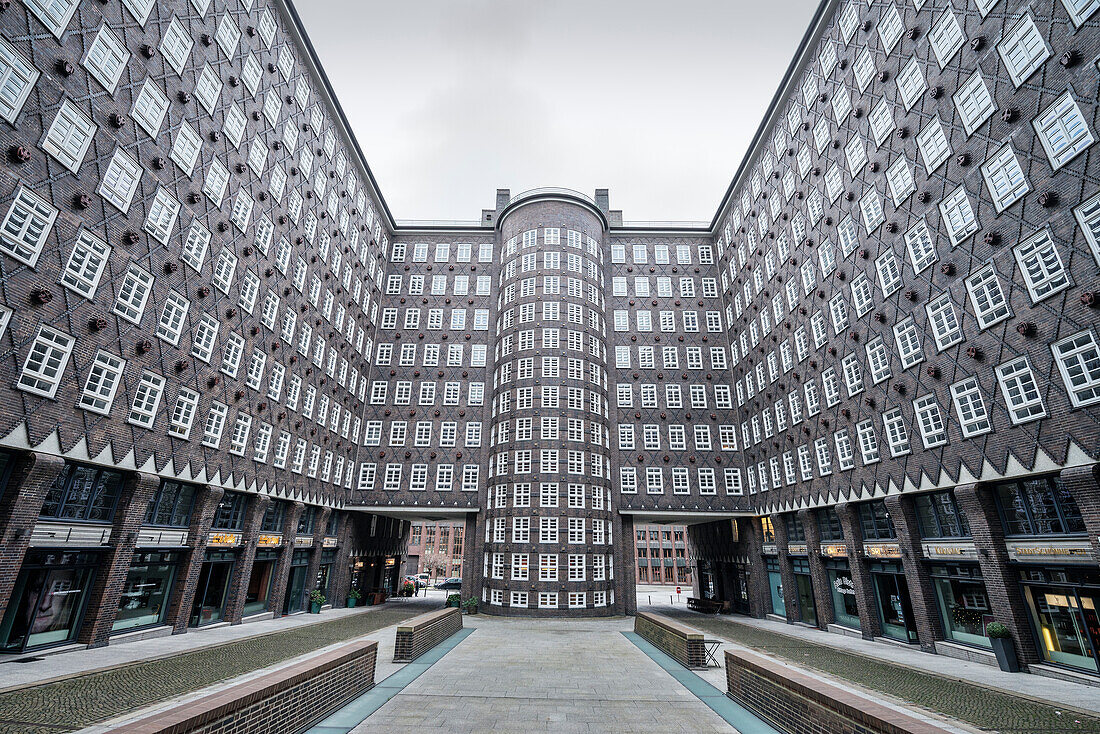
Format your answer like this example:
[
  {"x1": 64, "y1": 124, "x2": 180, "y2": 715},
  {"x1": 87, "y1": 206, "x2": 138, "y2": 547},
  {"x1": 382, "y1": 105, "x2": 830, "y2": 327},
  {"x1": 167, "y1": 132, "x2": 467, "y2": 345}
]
[{"x1": 295, "y1": 1, "x2": 820, "y2": 224}]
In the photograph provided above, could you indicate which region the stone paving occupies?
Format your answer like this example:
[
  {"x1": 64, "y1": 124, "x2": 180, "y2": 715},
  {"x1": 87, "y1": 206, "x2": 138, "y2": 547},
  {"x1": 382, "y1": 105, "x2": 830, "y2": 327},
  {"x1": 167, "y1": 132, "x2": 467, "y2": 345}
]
[
  {"x1": 0, "y1": 598, "x2": 437, "y2": 734},
  {"x1": 355, "y1": 615, "x2": 737, "y2": 733},
  {"x1": 654, "y1": 606, "x2": 1100, "y2": 734}
]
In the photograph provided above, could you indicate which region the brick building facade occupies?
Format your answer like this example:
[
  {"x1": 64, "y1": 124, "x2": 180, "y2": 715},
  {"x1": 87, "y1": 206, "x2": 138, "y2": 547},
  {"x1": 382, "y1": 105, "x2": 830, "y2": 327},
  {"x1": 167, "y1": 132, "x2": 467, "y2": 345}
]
[
  {"x1": 0, "y1": 0, "x2": 1095, "y2": 681},
  {"x1": 634, "y1": 524, "x2": 693, "y2": 586}
]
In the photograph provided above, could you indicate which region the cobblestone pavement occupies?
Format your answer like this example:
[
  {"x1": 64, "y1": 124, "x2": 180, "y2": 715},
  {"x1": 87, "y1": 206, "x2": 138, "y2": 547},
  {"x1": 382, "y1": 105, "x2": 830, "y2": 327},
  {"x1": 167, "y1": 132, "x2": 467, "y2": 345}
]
[
  {"x1": 356, "y1": 615, "x2": 737, "y2": 734},
  {"x1": 0, "y1": 599, "x2": 437, "y2": 734},
  {"x1": 658, "y1": 609, "x2": 1100, "y2": 734}
]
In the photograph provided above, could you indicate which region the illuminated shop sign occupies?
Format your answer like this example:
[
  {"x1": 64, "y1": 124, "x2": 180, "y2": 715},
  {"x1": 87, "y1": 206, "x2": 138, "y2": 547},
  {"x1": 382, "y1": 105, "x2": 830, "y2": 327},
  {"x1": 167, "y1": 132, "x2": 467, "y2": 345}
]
[
  {"x1": 207, "y1": 532, "x2": 242, "y2": 547},
  {"x1": 863, "y1": 543, "x2": 901, "y2": 559}
]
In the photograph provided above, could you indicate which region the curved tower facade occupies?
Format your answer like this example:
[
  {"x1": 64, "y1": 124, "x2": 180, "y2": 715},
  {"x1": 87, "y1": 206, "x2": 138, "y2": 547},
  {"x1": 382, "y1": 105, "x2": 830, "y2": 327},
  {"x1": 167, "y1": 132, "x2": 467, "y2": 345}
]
[{"x1": 483, "y1": 191, "x2": 619, "y2": 616}]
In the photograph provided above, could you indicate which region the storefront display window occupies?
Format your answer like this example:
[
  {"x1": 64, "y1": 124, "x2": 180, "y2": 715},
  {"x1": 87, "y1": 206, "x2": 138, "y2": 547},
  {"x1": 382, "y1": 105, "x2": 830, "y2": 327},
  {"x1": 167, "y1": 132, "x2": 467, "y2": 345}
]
[
  {"x1": 826, "y1": 560, "x2": 860, "y2": 629},
  {"x1": 316, "y1": 549, "x2": 336, "y2": 598},
  {"x1": 40, "y1": 463, "x2": 123, "y2": 523},
  {"x1": 930, "y1": 564, "x2": 991, "y2": 648},
  {"x1": 284, "y1": 549, "x2": 311, "y2": 614},
  {"x1": 298, "y1": 506, "x2": 317, "y2": 535},
  {"x1": 0, "y1": 551, "x2": 99, "y2": 651},
  {"x1": 113, "y1": 552, "x2": 180, "y2": 632},
  {"x1": 871, "y1": 561, "x2": 916, "y2": 643},
  {"x1": 261, "y1": 501, "x2": 287, "y2": 533},
  {"x1": 211, "y1": 492, "x2": 246, "y2": 530},
  {"x1": 1020, "y1": 567, "x2": 1100, "y2": 674},
  {"x1": 994, "y1": 476, "x2": 1085, "y2": 536},
  {"x1": 792, "y1": 558, "x2": 816, "y2": 627},
  {"x1": 817, "y1": 507, "x2": 844, "y2": 541},
  {"x1": 784, "y1": 515, "x2": 806, "y2": 542},
  {"x1": 761, "y1": 517, "x2": 775, "y2": 544},
  {"x1": 859, "y1": 501, "x2": 897, "y2": 540},
  {"x1": 766, "y1": 558, "x2": 784, "y2": 618},
  {"x1": 243, "y1": 550, "x2": 277, "y2": 616},
  {"x1": 189, "y1": 551, "x2": 234, "y2": 627}
]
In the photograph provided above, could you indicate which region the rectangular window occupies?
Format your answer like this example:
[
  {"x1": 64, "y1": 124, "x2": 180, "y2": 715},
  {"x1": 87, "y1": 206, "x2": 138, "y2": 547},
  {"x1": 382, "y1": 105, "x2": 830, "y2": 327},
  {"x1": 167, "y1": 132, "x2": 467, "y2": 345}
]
[
  {"x1": 14, "y1": 327, "x2": 69, "y2": 396},
  {"x1": 113, "y1": 265, "x2": 155, "y2": 324},
  {"x1": 128, "y1": 371, "x2": 165, "y2": 428},
  {"x1": 132, "y1": 79, "x2": 169, "y2": 138},
  {"x1": 916, "y1": 117, "x2": 951, "y2": 173},
  {"x1": 155, "y1": 290, "x2": 189, "y2": 345},
  {"x1": 965, "y1": 265, "x2": 1011, "y2": 329},
  {"x1": 0, "y1": 37, "x2": 40, "y2": 123},
  {"x1": 98, "y1": 148, "x2": 142, "y2": 212},
  {"x1": 1034, "y1": 91, "x2": 1095, "y2": 170},
  {"x1": 160, "y1": 16, "x2": 193, "y2": 75},
  {"x1": 981, "y1": 145, "x2": 1029, "y2": 213},
  {"x1": 1014, "y1": 228, "x2": 1070, "y2": 303},
  {"x1": 143, "y1": 188, "x2": 181, "y2": 244},
  {"x1": 61, "y1": 230, "x2": 111, "y2": 298},
  {"x1": 24, "y1": 0, "x2": 79, "y2": 38},
  {"x1": 926, "y1": 293, "x2": 963, "y2": 350},
  {"x1": 997, "y1": 13, "x2": 1049, "y2": 86},
  {"x1": 0, "y1": 187, "x2": 58, "y2": 266},
  {"x1": 950, "y1": 377, "x2": 992, "y2": 437},
  {"x1": 83, "y1": 24, "x2": 130, "y2": 92},
  {"x1": 939, "y1": 186, "x2": 979, "y2": 247},
  {"x1": 953, "y1": 71, "x2": 995, "y2": 136},
  {"x1": 914, "y1": 393, "x2": 948, "y2": 448},
  {"x1": 929, "y1": 8, "x2": 964, "y2": 68},
  {"x1": 42, "y1": 99, "x2": 96, "y2": 173},
  {"x1": 168, "y1": 387, "x2": 200, "y2": 439},
  {"x1": 1052, "y1": 329, "x2": 1100, "y2": 407},
  {"x1": 893, "y1": 317, "x2": 924, "y2": 368},
  {"x1": 1073, "y1": 191, "x2": 1100, "y2": 268},
  {"x1": 78, "y1": 350, "x2": 126, "y2": 414},
  {"x1": 995, "y1": 357, "x2": 1046, "y2": 424}
]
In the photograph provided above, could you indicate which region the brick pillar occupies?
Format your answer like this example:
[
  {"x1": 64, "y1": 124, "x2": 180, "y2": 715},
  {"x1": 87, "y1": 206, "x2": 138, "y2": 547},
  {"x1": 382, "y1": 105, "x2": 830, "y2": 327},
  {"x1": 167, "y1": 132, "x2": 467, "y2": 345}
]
[
  {"x1": 954, "y1": 483, "x2": 1041, "y2": 665},
  {"x1": 77, "y1": 471, "x2": 161, "y2": 647},
  {"x1": 325, "y1": 513, "x2": 356, "y2": 607},
  {"x1": 268, "y1": 501, "x2": 305, "y2": 618},
  {"x1": 1061, "y1": 464, "x2": 1100, "y2": 562},
  {"x1": 884, "y1": 494, "x2": 941, "y2": 652},
  {"x1": 798, "y1": 508, "x2": 834, "y2": 630},
  {"x1": 166, "y1": 485, "x2": 224, "y2": 633},
  {"x1": 461, "y1": 512, "x2": 484, "y2": 604},
  {"x1": 0, "y1": 452, "x2": 65, "y2": 626},
  {"x1": 305, "y1": 507, "x2": 331, "y2": 603},
  {"x1": 836, "y1": 502, "x2": 881, "y2": 639},
  {"x1": 772, "y1": 514, "x2": 800, "y2": 623},
  {"x1": 223, "y1": 494, "x2": 270, "y2": 624},
  {"x1": 615, "y1": 512, "x2": 637, "y2": 614},
  {"x1": 738, "y1": 517, "x2": 770, "y2": 619}
]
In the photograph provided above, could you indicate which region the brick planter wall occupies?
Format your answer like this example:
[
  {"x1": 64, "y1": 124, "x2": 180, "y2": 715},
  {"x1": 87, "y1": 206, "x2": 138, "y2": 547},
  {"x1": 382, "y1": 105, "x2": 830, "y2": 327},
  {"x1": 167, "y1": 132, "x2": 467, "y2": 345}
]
[
  {"x1": 725, "y1": 649, "x2": 951, "y2": 734},
  {"x1": 635, "y1": 611, "x2": 707, "y2": 669},
  {"x1": 392, "y1": 607, "x2": 462, "y2": 663},
  {"x1": 111, "y1": 639, "x2": 377, "y2": 734}
]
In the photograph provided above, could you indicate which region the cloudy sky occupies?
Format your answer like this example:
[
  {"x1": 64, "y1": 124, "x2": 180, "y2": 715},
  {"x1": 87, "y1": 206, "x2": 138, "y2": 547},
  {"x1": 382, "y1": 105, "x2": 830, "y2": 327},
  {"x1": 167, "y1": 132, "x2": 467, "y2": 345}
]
[{"x1": 295, "y1": 1, "x2": 820, "y2": 224}]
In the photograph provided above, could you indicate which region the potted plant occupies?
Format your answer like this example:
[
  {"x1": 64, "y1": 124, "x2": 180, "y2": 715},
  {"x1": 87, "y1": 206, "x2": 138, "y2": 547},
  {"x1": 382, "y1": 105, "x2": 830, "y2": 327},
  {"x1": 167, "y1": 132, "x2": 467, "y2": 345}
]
[
  {"x1": 401, "y1": 581, "x2": 416, "y2": 597},
  {"x1": 347, "y1": 588, "x2": 362, "y2": 608},
  {"x1": 309, "y1": 589, "x2": 326, "y2": 614},
  {"x1": 986, "y1": 622, "x2": 1019, "y2": 672},
  {"x1": 462, "y1": 597, "x2": 478, "y2": 615},
  {"x1": 446, "y1": 593, "x2": 462, "y2": 608}
]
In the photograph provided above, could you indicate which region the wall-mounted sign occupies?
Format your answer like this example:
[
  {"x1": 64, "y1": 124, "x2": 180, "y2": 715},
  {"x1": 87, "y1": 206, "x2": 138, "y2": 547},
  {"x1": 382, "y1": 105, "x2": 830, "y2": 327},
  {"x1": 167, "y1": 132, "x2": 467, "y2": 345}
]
[
  {"x1": 921, "y1": 542, "x2": 977, "y2": 560},
  {"x1": 257, "y1": 534, "x2": 283, "y2": 548},
  {"x1": 207, "y1": 532, "x2": 242, "y2": 547},
  {"x1": 820, "y1": 543, "x2": 848, "y2": 558},
  {"x1": 863, "y1": 543, "x2": 901, "y2": 559},
  {"x1": 1006, "y1": 539, "x2": 1093, "y2": 564},
  {"x1": 295, "y1": 536, "x2": 314, "y2": 548},
  {"x1": 833, "y1": 576, "x2": 855, "y2": 595},
  {"x1": 322, "y1": 536, "x2": 338, "y2": 548},
  {"x1": 762, "y1": 543, "x2": 778, "y2": 556},
  {"x1": 787, "y1": 543, "x2": 808, "y2": 556}
]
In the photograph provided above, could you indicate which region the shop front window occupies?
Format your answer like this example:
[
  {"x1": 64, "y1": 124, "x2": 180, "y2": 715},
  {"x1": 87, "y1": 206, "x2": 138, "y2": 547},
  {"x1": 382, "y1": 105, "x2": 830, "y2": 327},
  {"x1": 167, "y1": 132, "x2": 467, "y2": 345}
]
[
  {"x1": 0, "y1": 551, "x2": 99, "y2": 651},
  {"x1": 1020, "y1": 568, "x2": 1100, "y2": 674},
  {"x1": 766, "y1": 558, "x2": 784, "y2": 617},
  {"x1": 260, "y1": 501, "x2": 287, "y2": 533},
  {"x1": 284, "y1": 550, "x2": 311, "y2": 614},
  {"x1": 915, "y1": 490, "x2": 970, "y2": 538},
  {"x1": 113, "y1": 552, "x2": 179, "y2": 632},
  {"x1": 827, "y1": 561, "x2": 860, "y2": 629},
  {"x1": 189, "y1": 551, "x2": 234, "y2": 627},
  {"x1": 930, "y1": 564, "x2": 991, "y2": 648},
  {"x1": 784, "y1": 514, "x2": 806, "y2": 543},
  {"x1": 761, "y1": 516, "x2": 776, "y2": 544},
  {"x1": 144, "y1": 481, "x2": 196, "y2": 527},
  {"x1": 871, "y1": 562, "x2": 916, "y2": 642},
  {"x1": 792, "y1": 558, "x2": 816, "y2": 626},
  {"x1": 243, "y1": 550, "x2": 277, "y2": 616},
  {"x1": 297, "y1": 506, "x2": 316, "y2": 535},
  {"x1": 41, "y1": 463, "x2": 124, "y2": 523},
  {"x1": 994, "y1": 476, "x2": 1085, "y2": 536}
]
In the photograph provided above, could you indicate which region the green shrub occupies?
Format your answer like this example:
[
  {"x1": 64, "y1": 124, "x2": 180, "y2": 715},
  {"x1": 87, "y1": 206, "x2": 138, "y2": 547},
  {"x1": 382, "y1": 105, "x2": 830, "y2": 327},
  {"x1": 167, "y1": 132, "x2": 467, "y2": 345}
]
[{"x1": 985, "y1": 622, "x2": 1011, "y2": 639}]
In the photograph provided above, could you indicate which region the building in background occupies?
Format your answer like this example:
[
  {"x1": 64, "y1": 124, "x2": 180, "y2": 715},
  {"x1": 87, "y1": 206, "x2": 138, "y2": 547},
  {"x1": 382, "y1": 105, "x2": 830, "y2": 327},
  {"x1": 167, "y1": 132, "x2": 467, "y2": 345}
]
[
  {"x1": 405, "y1": 521, "x2": 464, "y2": 581},
  {"x1": 634, "y1": 525, "x2": 692, "y2": 586},
  {"x1": 0, "y1": 0, "x2": 1093, "y2": 676}
]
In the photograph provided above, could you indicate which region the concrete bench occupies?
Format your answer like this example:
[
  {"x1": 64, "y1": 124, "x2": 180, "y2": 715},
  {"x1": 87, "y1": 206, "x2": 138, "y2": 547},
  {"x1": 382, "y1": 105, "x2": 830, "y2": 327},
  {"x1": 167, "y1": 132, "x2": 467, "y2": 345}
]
[
  {"x1": 393, "y1": 606, "x2": 463, "y2": 663},
  {"x1": 634, "y1": 611, "x2": 708, "y2": 669},
  {"x1": 112, "y1": 639, "x2": 377, "y2": 734},
  {"x1": 725, "y1": 648, "x2": 954, "y2": 734}
]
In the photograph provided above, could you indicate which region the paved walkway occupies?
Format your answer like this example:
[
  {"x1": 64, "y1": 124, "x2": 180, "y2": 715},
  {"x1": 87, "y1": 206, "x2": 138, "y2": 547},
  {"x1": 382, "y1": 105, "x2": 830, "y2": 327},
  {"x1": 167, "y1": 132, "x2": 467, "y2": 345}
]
[
  {"x1": 647, "y1": 603, "x2": 1100, "y2": 734},
  {"x1": 0, "y1": 597, "x2": 437, "y2": 734},
  {"x1": 355, "y1": 616, "x2": 737, "y2": 734}
]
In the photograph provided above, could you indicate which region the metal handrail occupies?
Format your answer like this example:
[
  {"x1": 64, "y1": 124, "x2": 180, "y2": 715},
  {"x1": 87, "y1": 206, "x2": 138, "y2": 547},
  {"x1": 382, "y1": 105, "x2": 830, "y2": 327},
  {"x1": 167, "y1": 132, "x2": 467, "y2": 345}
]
[{"x1": 508, "y1": 187, "x2": 598, "y2": 207}]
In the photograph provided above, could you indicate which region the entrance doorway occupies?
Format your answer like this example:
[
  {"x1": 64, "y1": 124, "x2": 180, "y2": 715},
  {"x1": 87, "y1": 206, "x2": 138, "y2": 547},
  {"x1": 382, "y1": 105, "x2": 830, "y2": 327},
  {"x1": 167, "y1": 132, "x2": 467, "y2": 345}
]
[
  {"x1": 189, "y1": 552, "x2": 234, "y2": 627},
  {"x1": 872, "y1": 564, "x2": 917, "y2": 643}
]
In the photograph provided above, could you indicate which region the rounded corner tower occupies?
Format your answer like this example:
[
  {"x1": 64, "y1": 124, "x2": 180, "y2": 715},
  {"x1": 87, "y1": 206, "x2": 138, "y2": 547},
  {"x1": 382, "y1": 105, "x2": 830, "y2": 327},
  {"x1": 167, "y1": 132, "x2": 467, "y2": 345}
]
[{"x1": 481, "y1": 189, "x2": 622, "y2": 617}]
